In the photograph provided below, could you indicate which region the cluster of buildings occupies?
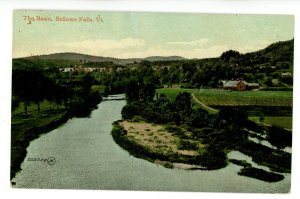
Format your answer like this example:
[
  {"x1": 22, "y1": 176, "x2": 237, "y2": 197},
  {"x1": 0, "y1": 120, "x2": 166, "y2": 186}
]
[
  {"x1": 219, "y1": 79, "x2": 259, "y2": 91},
  {"x1": 59, "y1": 65, "x2": 124, "y2": 73},
  {"x1": 59, "y1": 66, "x2": 98, "y2": 73}
]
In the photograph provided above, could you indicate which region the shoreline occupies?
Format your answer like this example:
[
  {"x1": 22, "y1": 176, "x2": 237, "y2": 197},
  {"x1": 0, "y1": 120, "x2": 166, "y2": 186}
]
[
  {"x1": 11, "y1": 111, "x2": 70, "y2": 181},
  {"x1": 111, "y1": 120, "x2": 290, "y2": 182},
  {"x1": 111, "y1": 120, "x2": 227, "y2": 171}
]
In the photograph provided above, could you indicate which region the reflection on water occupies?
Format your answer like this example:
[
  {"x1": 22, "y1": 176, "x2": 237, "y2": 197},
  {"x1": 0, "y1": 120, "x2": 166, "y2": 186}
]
[
  {"x1": 228, "y1": 151, "x2": 272, "y2": 172},
  {"x1": 248, "y1": 136, "x2": 292, "y2": 153},
  {"x1": 13, "y1": 94, "x2": 291, "y2": 192}
]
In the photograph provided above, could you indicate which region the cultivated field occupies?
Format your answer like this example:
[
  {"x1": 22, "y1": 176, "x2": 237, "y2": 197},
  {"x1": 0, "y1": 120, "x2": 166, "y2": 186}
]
[
  {"x1": 193, "y1": 89, "x2": 293, "y2": 107},
  {"x1": 157, "y1": 88, "x2": 293, "y2": 129}
]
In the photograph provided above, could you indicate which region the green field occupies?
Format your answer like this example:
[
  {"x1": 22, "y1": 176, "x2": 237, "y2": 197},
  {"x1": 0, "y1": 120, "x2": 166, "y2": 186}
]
[
  {"x1": 157, "y1": 88, "x2": 220, "y2": 113},
  {"x1": 249, "y1": 116, "x2": 292, "y2": 130},
  {"x1": 156, "y1": 88, "x2": 195, "y2": 101},
  {"x1": 13, "y1": 100, "x2": 64, "y2": 115},
  {"x1": 193, "y1": 89, "x2": 293, "y2": 107},
  {"x1": 91, "y1": 85, "x2": 106, "y2": 94}
]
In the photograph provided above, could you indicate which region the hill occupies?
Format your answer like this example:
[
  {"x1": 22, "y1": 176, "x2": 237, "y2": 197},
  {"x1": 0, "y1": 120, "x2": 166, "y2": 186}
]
[
  {"x1": 240, "y1": 39, "x2": 294, "y2": 70},
  {"x1": 23, "y1": 53, "x2": 185, "y2": 65}
]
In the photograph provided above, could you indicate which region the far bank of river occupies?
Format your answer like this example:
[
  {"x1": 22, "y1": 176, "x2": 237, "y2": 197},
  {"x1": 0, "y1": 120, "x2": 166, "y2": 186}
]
[{"x1": 12, "y1": 94, "x2": 290, "y2": 192}]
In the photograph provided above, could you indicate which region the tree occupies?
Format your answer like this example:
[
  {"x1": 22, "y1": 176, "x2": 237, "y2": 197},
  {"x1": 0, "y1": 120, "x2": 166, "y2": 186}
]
[
  {"x1": 53, "y1": 85, "x2": 64, "y2": 109},
  {"x1": 216, "y1": 108, "x2": 248, "y2": 129},
  {"x1": 189, "y1": 108, "x2": 209, "y2": 128},
  {"x1": 267, "y1": 126, "x2": 292, "y2": 150},
  {"x1": 124, "y1": 79, "x2": 140, "y2": 102},
  {"x1": 121, "y1": 103, "x2": 140, "y2": 120},
  {"x1": 264, "y1": 77, "x2": 273, "y2": 87},
  {"x1": 175, "y1": 92, "x2": 192, "y2": 116},
  {"x1": 12, "y1": 69, "x2": 52, "y2": 115},
  {"x1": 139, "y1": 82, "x2": 155, "y2": 102},
  {"x1": 220, "y1": 50, "x2": 241, "y2": 63},
  {"x1": 11, "y1": 96, "x2": 20, "y2": 114}
]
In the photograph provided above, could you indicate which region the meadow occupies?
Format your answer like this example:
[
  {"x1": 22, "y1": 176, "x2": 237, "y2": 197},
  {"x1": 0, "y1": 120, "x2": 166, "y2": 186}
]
[
  {"x1": 156, "y1": 88, "x2": 195, "y2": 101},
  {"x1": 13, "y1": 100, "x2": 64, "y2": 115},
  {"x1": 249, "y1": 116, "x2": 292, "y2": 130}
]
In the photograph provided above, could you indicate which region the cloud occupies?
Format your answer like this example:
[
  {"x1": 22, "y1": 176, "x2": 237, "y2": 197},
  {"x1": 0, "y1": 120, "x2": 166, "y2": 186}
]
[
  {"x1": 166, "y1": 38, "x2": 209, "y2": 46},
  {"x1": 14, "y1": 37, "x2": 273, "y2": 59},
  {"x1": 116, "y1": 44, "x2": 229, "y2": 59},
  {"x1": 56, "y1": 37, "x2": 146, "y2": 51}
]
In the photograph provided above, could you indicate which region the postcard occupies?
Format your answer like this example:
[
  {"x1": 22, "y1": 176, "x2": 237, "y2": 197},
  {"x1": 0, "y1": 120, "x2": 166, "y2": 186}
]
[{"x1": 11, "y1": 10, "x2": 293, "y2": 193}]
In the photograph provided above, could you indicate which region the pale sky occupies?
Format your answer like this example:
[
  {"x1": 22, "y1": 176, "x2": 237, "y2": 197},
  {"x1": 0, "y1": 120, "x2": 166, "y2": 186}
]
[{"x1": 13, "y1": 10, "x2": 294, "y2": 59}]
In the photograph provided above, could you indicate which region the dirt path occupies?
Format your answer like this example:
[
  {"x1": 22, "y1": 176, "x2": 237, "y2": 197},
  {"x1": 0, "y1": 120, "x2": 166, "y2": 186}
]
[{"x1": 191, "y1": 92, "x2": 218, "y2": 114}]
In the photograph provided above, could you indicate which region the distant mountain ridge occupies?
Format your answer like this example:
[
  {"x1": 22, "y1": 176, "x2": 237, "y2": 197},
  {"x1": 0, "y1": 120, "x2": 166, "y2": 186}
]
[
  {"x1": 20, "y1": 38, "x2": 293, "y2": 66},
  {"x1": 24, "y1": 53, "x2": 186, "y2": 65}
]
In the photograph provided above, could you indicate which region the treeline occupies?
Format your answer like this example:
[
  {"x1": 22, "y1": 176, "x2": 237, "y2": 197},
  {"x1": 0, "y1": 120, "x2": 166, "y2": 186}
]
[
  {"x1": 91, "y1": 39, "x2": 293, "y2": 92},
  {"x1": 15, "y1": 39, "x2": 293, "y2": 94},
  {"x1": 12, "y1": 67, "x2": 102, "y2": 117}
]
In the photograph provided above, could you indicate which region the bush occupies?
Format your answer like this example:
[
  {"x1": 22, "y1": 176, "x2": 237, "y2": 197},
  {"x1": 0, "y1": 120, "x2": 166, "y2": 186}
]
[
  {"x1": 267, "y1": 126, "x2": 292, "y2": 149},
  {"x1": 132, "y1": 115, "x2": 144, "y2": 122},
  {"x1": 192, "y1": 128, "x2": 215, "y2": 139},
  {"x1": 163, "y1": 162, "x2": 174, "y2": 169},
  {"x1": 165, "y1": 126, "x2": 188, "y2": 138},
  {"x1": 189, "y1": 108, "x2": 209, "y2": 128},
  {"x1": 121, "y1": 103, "x2": 140, "y2": 120},
  {"x1": 178, "y1": 139, "x2": 198, "y2": 150}
]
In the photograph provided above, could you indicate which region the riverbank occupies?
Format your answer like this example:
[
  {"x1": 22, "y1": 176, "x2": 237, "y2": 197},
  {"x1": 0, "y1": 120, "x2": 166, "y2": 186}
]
[
  {"x1": 11, "y1": 95, "x2": 290, "y2": 192},
  {"x1": 11, "y1": 109, "x2": 70, "y2": 180},
  {"x1": 112, "y1": 119, "x2": 290, "y2": 182},
  {"x1": 111, "y1": 120, "x2": 227, "y2": 170}
]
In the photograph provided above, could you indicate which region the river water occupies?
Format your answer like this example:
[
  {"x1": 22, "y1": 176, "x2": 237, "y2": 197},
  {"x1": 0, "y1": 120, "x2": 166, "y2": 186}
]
[{"x1": 12, "y1": 94, "x2": 291, "y2": 193}]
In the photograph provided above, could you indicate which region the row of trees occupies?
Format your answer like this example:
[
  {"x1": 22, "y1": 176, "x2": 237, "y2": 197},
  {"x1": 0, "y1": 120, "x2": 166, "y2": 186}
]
[
  {"x1": 12, "y1": 68, "x2": 102, "y2": 117},
  {"x1": 12, "y1": 69, "x2": 65, "y2": 115}
]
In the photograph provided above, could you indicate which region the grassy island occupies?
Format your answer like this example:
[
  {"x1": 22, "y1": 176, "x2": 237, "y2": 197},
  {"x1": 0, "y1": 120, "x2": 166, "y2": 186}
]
[{"x1": 112, "y1": 120, "x2": 227, "y2": 170}]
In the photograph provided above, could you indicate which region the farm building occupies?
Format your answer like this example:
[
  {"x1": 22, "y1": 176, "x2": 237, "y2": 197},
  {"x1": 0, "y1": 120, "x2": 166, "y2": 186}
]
[
  {"x1": 281, "y1": 72, "x2": 292, "y2": 78},
  {"x1": 220, "y1": 80, "x2": 259, "y2": 91},
  {"x1": 163, "y1": 84, "x2": 181, "y2": 88},
  {"x1": 59, "y1": 67, "x2": 74, "y2": 72}
]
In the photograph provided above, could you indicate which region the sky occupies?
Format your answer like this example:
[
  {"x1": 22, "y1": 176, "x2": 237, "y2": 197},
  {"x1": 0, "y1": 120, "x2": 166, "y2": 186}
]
[{"x1": 13, "y1": 10, "x2": 294, "y2": 59}]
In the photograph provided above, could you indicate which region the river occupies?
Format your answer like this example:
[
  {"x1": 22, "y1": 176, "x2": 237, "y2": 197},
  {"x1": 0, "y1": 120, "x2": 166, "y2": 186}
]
[{"x1": 12, "y1": 94, "x2": 291, "y2": 192}]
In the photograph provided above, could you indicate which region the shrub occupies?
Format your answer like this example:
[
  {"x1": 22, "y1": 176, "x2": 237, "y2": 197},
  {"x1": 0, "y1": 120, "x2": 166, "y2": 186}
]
[
  {"x1": 178, "y1": 139, "x2": 198, "y2": 150},
  {"x1": 132, "y1": 115, "x2": 144, "y2": 122},
  {"x1": 121, "y1": 103, "x2": 139, "y2": 120},
  {"x1": 192, "y1": 128, "x2": 215, "y2": 139},
  {"x1": 163, "y1": 162, "x2": 174, "y2": 169},
  {"x1": 267, "y1": 126, "x2": 292, "y2": 149}
]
